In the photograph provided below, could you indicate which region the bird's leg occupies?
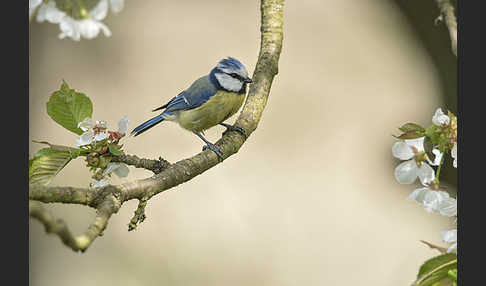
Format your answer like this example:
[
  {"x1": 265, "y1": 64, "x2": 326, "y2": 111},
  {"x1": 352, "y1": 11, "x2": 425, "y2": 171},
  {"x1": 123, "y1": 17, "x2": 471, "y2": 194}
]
[
  {"x1": 219, "y1": 122, "x2": 247, "y2": 139},
  {"x1": 193, "y1": 131, "x2": 223, "y2": 160}
]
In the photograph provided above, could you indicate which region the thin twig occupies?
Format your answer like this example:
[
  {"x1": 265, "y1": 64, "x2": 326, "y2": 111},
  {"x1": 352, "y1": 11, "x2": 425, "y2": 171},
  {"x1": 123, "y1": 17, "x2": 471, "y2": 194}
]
[
  {"x1": 112, "y1": 154, "x2": 171, "y2": 174},
  {"x1": 30, "y1": 198, "x2": 119, "y2": 252}
]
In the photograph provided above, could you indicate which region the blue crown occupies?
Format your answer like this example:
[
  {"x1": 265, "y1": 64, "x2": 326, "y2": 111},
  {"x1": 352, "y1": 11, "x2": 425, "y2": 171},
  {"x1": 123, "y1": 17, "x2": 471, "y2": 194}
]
[{"x1": 217, "y1": 57, "x2": 245, "y2": 71}]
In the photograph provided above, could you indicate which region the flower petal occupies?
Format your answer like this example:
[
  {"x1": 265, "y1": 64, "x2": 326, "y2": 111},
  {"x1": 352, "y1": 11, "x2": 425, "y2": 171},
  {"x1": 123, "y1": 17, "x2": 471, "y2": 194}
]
[
  {"x1": 392, "y1": 141, "x2": 414, "y2": 160},
  {"x1": 59, "y1": 16, "x2": 81, "y2": 41},
  {"x1": 103, "y1": 162, "x2": 130, "y2": 178},
  {"x1": 76, "y1": 130, "x2": 94, "y2": 146},
  {"x1": 438, "y1": 197, "x2": 457, "y2": 217},
  {"x1": 113, "y1": 163, "x2": 129, "y2": 177},
  {"x1": 408, "y1": 187, "x2": 430, "y2": 203},
  {"x1": 394, "y1": 159, "x2": 418, "y2": 184},
  {"x1": 95, "y1": 120, "x2": 108, "y2": 129},
  {"x1": 110, "y1": 0, "x2": 125, "y2": 13},
  {"x1": 89, "y1": 0, "x2": 109, "y2": 21},
  {"x1": 78, "y1": 117, "x2": 94, "y2": 131},
  {"x1": 426, "y1": 149, "x2": 443, "y2": 166},
  {"x1": 118, "y1": 115, "x2": 130, "y2": 134},
  {"x1": 78, "y1": 19, "x2": 103, "y2": 39},
  {"x1": 423, "y1": 191, "x2": 449, "y2": 213},
  {"x1": 29, "y1": 0, "x2": 42, "y2": 9},
  {"x1": 92, "y1": 178, "x2": 109, "y2": 188},
  {"x1": 36, "y1": 1, "x2": 66, "y2": 24},
  {"x1": 417, "y1": 162, "x2": 435, "y2": 186},
  {"x1": 451, "y1": 142, "x2": 457, "y2": 168},
  {"x1": 97, "y1": 21, "x2": 112, "y2": 37},
  {"x1": 447, "y1": 242, "x2": 457, "y2": 253},
  {"x1": 103, "y1": 162, "x2": 120, "y2": 176},
  {"x1": 440, "y1": 229, "x2": 457, "y2": 243},
  {"x1": 405, "y1": 137, "x2": 425, "y2": 152},
  {"x1": 432, "y1": 108, "x2": 450, "y2": 126},
  {"x1": 94, "y1": 131, "x2": 109, "y2": 141},
  {"x1": 29, "y1": 0, "x2": 43, "y2": 18}
]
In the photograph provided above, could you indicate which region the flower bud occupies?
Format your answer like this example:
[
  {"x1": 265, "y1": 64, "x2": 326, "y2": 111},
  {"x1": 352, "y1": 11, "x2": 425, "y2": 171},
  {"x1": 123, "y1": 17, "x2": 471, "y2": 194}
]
[{"x1": 87, "y1": 155, "x2": 99, "y2": 167}]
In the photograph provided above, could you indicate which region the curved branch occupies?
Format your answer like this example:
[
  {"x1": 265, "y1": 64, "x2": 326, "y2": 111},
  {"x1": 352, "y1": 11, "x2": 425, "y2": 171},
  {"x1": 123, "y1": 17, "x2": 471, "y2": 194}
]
[
  {"x1": 29, "y1": 0, "x2": 285, "y2": 252},
  {"x1": 435, "y1": 0, "x2": 457, "y2": 57},
  {"x1": 29, "y1": 198, "x2": 119, "y2": 252}
]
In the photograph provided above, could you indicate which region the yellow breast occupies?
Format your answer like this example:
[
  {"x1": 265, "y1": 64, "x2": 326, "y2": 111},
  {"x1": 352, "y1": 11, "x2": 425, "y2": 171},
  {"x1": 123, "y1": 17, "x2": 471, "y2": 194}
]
[{"x1": 176, "y1": 90, "x2": 245, "y2": 132}]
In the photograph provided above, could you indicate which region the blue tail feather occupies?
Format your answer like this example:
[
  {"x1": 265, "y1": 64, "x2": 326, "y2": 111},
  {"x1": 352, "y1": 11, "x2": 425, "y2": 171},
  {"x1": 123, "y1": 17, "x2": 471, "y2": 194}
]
[{"x1": 131, "y1": 115, "x2": 165, "y2": 137}]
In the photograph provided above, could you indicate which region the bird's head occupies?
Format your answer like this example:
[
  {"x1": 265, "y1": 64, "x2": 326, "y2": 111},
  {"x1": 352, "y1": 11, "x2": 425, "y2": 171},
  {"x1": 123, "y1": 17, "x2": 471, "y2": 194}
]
[{"x1": 211, "y1": 57, "x2": 252, "y2": 92}]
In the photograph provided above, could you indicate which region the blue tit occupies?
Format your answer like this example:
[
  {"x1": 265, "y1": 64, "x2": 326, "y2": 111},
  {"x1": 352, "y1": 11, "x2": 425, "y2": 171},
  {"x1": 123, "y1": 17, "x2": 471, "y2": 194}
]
[{"x1": 131, "y1": 57, "x2": 252, "y2": 159}]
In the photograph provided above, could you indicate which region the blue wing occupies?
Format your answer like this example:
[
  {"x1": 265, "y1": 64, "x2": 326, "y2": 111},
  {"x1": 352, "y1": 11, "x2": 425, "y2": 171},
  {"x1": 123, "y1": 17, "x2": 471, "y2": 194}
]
[{"x1": 153, "y1": 75, "x2": 217, "y2": 113}]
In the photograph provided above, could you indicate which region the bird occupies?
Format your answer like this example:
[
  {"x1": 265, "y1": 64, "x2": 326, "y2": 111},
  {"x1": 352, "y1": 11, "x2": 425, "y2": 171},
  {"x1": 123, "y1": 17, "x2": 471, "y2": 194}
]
[{"x1": 131, "y1": 57, "x2": 252, "y2": 159}]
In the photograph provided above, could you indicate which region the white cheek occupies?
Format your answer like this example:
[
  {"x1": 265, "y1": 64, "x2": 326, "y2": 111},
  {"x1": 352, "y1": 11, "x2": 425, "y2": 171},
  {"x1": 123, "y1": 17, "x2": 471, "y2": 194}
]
[{"x1": 215, "y1": 73, "x2": 243, "y2": 92}]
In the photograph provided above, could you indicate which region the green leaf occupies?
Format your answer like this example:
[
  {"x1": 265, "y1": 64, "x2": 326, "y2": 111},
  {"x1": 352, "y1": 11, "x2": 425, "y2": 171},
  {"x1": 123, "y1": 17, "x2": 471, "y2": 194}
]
[
  {"x1": 29, "y1": 147, "x2": 72, "y2": 186},
  {"x1": 46, "y1": 80, "x2": 93, "y2": 135},
  {"x1": 394, "y1": 130, "x2": 423, "y2": 139},
  {"x1": 69, "y1": 148, "x2": 82, "y2": 159},
  {"x1": 32, "y1": 140, "x2": 83, "y2": 159},
  {"x1": 412, "y1": 253, "x2": 457, "y2": 286},
  {"x1": 108, "y1": 145, "x2": 124, "y2": 156},
  {"x1": 425, "y1": 125, "x2": 437, "y2": 137},
  {"x1": 399, "y1": 122, "x2": 426, "y2": 133},
  {"x1": 448, "y1": 269, "x2": 457, "y2": 282}
]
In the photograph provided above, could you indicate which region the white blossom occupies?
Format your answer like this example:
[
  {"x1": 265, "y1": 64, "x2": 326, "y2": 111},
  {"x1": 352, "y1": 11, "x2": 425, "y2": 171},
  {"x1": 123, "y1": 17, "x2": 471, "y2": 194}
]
[
  {"x1": 78, "y1": 117, "x2": 95, "y2": 131},
  {"x1": 75, "y1": 117, "x2": 109, "y2": 146},
  {"x1": 91, "y1": 0, "x2": 109, "y2": 21},
  {"x1": 95, "y1": 120, "x2": 108, "y2": 129},
  {"x1": 118, "y1": 115, "x2": 130, "y2": 135},
  {"x1": 432, "y1": 108, "x2": 450, "y2": 126},
  {"x1": 92, "y1": 178, "x2": 109, "y2": 188},
  {"x1": 408, "y1": 187, "x2": 456, "y2": 216},
  {"x1": 29, "y1": 0, "x2": 43, "y2": 19},
  {"x1": 451, "y1": 142, "x2": 457, "y2": 168},
  {"x1": 440, "y1": 229, "x2": 457, "y2": 253},
  {"x1": 59, "y1": 17, "x2": 111, "y2": 41},
  {"x1": 76, "y1": 129, "x2": 95, "y2": 147},
  {"x1": 103, "y1": 162, "x2": 129, "y2": 178},
  {"x1": 427, "y1": 149, "x2": 443, "y2": 166},
  {"x1": 58, "y1": 0, "x2": 111, "y2": 41},
  {"x1": 392, "y1": 137, "x2": 435, "y2": 185},
  {"x1": 94, "y1": 131, "x2": 109, "y2": 141},
  {"x1": 36, "y1": 0, "x2": 66, "y2": 24},
  {"x1": 110, "y1": 0, "x2": 125, "y2": 13},
  {"x1": 33, "y1": 0, "x2": 123, "y2": 41},
  {"x1": 58, "y1": 16, "x2": 81, "y2": 41},
  {"x1": 422, "y1": 190, "x2": 450, "y2": 213},
  {"x1": 438, "y1": 196, "x2": 457, "y2": 217}
]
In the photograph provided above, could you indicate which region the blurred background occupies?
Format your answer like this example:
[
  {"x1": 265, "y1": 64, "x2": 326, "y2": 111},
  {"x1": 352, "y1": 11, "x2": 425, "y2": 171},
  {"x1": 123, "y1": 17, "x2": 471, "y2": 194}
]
[{"x1": 29, "y1": 0, "x2": 457, "y2": 285}]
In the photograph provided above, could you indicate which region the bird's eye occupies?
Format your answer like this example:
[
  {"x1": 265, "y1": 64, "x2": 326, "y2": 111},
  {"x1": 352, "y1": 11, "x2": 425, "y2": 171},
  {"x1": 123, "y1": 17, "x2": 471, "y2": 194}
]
[{"x1": 230, "y1": 73, "x2": 238, "y2": 78}]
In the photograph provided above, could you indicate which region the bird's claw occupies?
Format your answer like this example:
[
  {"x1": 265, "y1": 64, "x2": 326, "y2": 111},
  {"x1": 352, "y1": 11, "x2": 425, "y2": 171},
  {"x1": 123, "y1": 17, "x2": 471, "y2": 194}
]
[
  {"x1": 202, "y1": 143, "x2": 223, "y2": 160},
  {"x1": 222, "y1": 125, "x2": 247, "y2": 139}
]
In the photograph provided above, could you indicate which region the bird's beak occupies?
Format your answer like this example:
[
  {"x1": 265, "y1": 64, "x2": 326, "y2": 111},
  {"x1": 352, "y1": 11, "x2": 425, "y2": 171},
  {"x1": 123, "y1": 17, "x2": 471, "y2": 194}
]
[{"x1": 244, "y1": 77, "x2": 253, "y2": 83}]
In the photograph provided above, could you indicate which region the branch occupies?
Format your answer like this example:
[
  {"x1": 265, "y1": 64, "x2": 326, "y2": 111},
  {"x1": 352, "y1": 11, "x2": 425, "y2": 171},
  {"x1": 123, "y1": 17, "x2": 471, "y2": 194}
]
[
  {"x1": 435, "y1": 0, "x2": 457, "y2": 57},
  {"x1": 29, "y1": 0, "x2": 285, "y2": 252},
  {"x1": 29, "y1": 198, "x2": 119, "y2": 252},
  {"x1": 420, "y1": 240, "x2": 448, "y2": 254},
  {"x1": 111, "y1": 154, "x2": 171, "y2": 174}
]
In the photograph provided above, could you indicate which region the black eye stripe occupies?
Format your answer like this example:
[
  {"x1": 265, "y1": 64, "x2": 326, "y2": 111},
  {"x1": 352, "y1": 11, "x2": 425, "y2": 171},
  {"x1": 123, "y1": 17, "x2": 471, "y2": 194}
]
[{"x1": 230, "y1": 73, "x2": 242, "y2": 80}]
